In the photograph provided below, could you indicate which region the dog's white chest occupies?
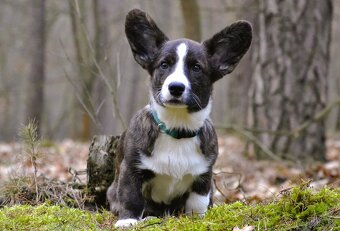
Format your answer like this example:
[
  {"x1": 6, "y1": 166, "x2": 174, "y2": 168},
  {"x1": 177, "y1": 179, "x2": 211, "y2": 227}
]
[
  {"x1": 139, "y1": 134, "x2": 209, "y2": 204},
  {"x1": 143, "y1": 174, "x2": 194, "y2": 204},
  {"x1": 140, "y1": 134, "x2": 209, "y2": 178}
]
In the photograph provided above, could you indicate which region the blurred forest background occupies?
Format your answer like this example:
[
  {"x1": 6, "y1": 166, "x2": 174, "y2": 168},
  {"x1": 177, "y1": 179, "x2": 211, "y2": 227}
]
[
  {"x1": 0, "y1": 0, "x2": 339, "y2": 211},
  {"x1": 0, "y1": 0, "x2": 339, "y2": 162}
]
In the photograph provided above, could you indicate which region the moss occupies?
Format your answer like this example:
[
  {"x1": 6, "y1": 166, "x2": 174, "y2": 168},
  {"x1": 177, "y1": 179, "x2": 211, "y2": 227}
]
[
  {"x1": 0, "y1": 204, "x2": 116, "y2": 231},
  {"x1": 0, "y1": 186, "x2": 339, "y2": 231},
  {"x1": 134, "y1": 186, "x2": 339, "y2": 231}
]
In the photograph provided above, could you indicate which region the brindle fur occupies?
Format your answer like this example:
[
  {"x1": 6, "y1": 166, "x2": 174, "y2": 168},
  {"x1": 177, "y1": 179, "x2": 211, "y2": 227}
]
[{"x1": 107, "y1": 9, "x2": 252, "y2": 223}]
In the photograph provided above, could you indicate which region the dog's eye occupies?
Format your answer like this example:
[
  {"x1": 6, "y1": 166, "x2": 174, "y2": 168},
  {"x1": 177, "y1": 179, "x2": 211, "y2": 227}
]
[
  {"x1": 192, "y1": 64, "x2": 201, "y2": 72},
  {"x1": 160, "y1": 62, "x2": 169, "y2": 70}
]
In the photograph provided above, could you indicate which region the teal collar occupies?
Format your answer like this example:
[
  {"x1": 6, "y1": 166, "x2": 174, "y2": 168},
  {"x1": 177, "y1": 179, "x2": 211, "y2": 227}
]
[{"x1": 151, "y1": 110, "x2": 201, "y2": 139}]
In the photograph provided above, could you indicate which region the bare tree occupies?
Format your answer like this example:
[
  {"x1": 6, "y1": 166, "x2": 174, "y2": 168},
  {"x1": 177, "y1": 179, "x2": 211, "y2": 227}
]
[
  {"x1": 92, "y1": 0, "x2": 126, "y2": 134},
  {"x1": 180, "y1": 0, "x2": 201, "y2": 40},
  {"x1": 68, "y1": 0, "x2": 98, "y2": 140},
  {"x1": 25, "y1": 0, "x2": 46, "y2": 135},
  {"x1": 248, "y1": 0, "x2": 333, "y2": 161},
  {"x1": 92, "y1": 0, "x2": 110, "y2": 133}
]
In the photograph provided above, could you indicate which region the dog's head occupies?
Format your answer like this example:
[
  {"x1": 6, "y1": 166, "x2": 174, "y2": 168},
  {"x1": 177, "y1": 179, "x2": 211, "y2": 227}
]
[{"x1": 125, "y1": 9, "x2": 252, "y2": 113}]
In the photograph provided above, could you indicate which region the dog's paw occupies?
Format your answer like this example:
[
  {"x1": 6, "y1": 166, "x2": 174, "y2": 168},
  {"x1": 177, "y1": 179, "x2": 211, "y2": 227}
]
[{"x1": 115, "y1": 218, "x2": 138, "y2": 228}]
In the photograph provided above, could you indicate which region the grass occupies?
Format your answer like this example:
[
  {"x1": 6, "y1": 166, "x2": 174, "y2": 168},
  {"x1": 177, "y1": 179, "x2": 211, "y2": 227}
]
[
  {"x1": 0, "y1": 121, "x2": 93, "y2": 208},
  {"x1": 0, "y1": 186, "x2": 339, "y2": 231}
]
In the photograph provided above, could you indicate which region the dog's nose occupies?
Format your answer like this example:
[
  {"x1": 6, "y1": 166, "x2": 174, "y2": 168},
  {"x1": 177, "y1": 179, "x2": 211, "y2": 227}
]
[{"x1": 168, "y1": 82, "x2": 185, "y2": 97}]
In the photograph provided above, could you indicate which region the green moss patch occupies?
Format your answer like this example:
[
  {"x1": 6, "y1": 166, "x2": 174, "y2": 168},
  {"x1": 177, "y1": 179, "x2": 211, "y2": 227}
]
[
  {"x1": 0, "y1": 204, "x2": 115, "y2": 231},
  {"x1": 0, "y1": 186, "x2": 339, "y2": 231},
  {"x1": 138, "y1": 187, "x2": 339, "y2": 231}
]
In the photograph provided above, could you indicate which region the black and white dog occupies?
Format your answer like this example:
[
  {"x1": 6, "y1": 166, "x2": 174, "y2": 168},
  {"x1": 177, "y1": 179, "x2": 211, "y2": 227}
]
[{"x1": 107, "y1": 9, "x2": 252, "y2": 227}]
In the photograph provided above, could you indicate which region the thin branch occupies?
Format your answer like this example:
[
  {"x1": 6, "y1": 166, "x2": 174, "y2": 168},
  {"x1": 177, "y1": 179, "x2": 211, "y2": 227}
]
[
  {"x1": 213, "y1": 178, "x2": 228, "y2": 199},
  {"x1": 292, "y1": 99, "x2": 340, "y2": 137},
  {"x1": 80, "y1": 22, "x2": 126, "y2": 129},
  {"x1": 217, "y1": 98, "x2": 340, "y2": 139},
  {"x1": 228, "y1": 125, "x2": 282, "y2": 161},
  {"x1": 59, "y1": 38, "x2": 103, "y2": 132},
  {"x1": 216, "y1": 98, "x2": 340, "y2": 161},
  {"x1": 64, "y1": 70, "x2": 101, "y2": 129}
]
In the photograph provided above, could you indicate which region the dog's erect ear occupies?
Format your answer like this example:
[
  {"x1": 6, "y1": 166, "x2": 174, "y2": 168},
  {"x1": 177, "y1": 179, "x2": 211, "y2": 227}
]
[
  {"x1": 125, "y1": 9, "x2": 168, "y2": 69},
  {"x1": 203, "y1": 21, "x2": 252, "y2": 82}
]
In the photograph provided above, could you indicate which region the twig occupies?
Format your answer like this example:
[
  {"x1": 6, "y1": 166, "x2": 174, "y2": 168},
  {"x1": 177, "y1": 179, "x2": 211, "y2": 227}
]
[
  {"x1": 213, "y1": 178, "x2": 228, "y2": 199},
  {"x1": 64, "y1": 70, "x2": 102, "y2": 129},
  {"x1": 68, "y1": 167, "x2": 86, "y2": 184},
  {"x1": 217, "y1": 98, "x2": 340, "y2": 139},
  {"x1": 223, "y1": 125, "x2": 282, "y2": 161},
  {"x1": 292, "y1": 99, "x2": 340, "y2": 137},
  {"x1": 59, "y1": 38, "x2": 103, "y2": 131},
  {"x1": 80, "y1": 22, "x2": 127, "y2": 129},
  {"x1": 215, "y1": 98, "x2": 340, "y2": 161}
]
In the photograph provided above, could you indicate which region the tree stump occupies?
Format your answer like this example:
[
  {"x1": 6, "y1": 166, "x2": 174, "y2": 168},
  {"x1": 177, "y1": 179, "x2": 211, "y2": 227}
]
[{"x1": 87, "y1": 135, "x2": 120, "y2": 208}]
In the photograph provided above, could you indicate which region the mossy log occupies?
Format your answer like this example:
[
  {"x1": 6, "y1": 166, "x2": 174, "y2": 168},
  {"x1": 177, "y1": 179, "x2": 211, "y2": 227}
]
[{"x1": 87, "y1": 135, "x2": 120, "y2": 208}]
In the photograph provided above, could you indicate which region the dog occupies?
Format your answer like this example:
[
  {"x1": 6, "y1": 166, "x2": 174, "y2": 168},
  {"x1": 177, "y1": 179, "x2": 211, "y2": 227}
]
[{"x1": 107, "y1": 9, "x2": 252, "y2": 228}]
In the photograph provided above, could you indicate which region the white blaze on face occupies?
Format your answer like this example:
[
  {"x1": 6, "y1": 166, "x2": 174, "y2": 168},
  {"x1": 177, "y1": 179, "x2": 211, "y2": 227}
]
[{"x1": 161, "y1": 43, "x2": 190, "y2": 102}]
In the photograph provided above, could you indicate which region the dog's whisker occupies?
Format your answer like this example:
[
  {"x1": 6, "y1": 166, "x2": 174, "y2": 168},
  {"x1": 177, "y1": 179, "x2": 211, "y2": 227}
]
[{"x1": 192, "y1": 93, "x2": 203, "y2": 110}]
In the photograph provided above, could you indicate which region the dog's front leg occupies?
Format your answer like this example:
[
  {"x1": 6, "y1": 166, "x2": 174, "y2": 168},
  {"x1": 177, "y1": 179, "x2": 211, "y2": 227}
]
[
  {"x1": 115, "y1": 162, "x2": 145, "y2": 228},
  {"x1": 185, "y1": 171, "x2": 212, "y2": 215}
]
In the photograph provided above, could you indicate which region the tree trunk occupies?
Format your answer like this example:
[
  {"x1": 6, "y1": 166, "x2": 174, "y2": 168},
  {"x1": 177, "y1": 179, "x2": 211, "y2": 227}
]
[
  {"x1": 92, "y1": 0, "x2": 113, "y2": 135},
  {"x1": 87, "y1": 135, "x2": 119, "y2": 208},
  {"x1": 248, "y1": 0, "x2": 332, "y2": 161},
  {"x1": 68, "y1": 0, "x2": 97, "y2": 141},
  {"x1": 25, "y1": 0, "x2": 46, "y2": 134},
  {"x1": 180, "y1": 0, "x2": 201, "y2": 41}
]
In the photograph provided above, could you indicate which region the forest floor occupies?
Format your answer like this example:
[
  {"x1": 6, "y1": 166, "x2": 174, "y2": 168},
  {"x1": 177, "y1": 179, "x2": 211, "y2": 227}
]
[
  {"x1": 0, "y1": 186, "x2": 339, "y2": 230},
  {"x1": 0, "y1": 134, "x2": 339, "y2": 230},
  {"x1": 0, "y1": 133, "x2": 339, "y2": 204}
]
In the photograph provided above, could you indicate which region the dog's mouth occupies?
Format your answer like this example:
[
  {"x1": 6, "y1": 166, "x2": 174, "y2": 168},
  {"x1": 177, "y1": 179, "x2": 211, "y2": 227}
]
[
  {"x1": 153, "y1": 92, "x2": 189, "y2": 109},
  {"x1": 163, "y1": 98, "x2": 187, "y2": 108}
]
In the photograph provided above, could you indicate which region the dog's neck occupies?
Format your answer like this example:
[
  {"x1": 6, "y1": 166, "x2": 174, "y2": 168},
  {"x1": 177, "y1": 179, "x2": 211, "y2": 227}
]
[{"x1": 150, "y1": 97, "x2": 212, "y2": 131}]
